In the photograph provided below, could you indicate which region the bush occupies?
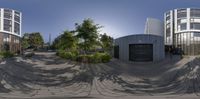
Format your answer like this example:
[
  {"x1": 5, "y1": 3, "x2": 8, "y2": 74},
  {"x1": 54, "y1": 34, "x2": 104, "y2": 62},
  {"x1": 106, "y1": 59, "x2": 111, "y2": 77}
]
[
  {"x1": 0, "y1": 54, "x2": 3, "y2": 60},
  {"x1": 0, "y1": 51, "x2": 14, "y2": 58},
  {"x1": 101, "y1": 53, "x2": 112, "y2": 63},
  {"x1": 77, "y1": 54, "x2": 93, "y2": 63},
  {"x1": 59, "y1": 51, "x2": 71, "y2": 59},
  {"x1": 77, "y1": 52, "x2": 112, "y2": 63},
  {"x1": 57, "y1": 50, "x2": 112, "y2": 63},
  {"x1": 57, "y1": 50, "x2": 78, "y2": 60},
  {"x1": 70, "y1": 50, "x2": 78, "y2": 61},
  {"x1": 91, "y1": 52, "x2": 102, "y2": 63},
  {"x1": 92, "y1": 52, "x2": 111, "y2": 63}
]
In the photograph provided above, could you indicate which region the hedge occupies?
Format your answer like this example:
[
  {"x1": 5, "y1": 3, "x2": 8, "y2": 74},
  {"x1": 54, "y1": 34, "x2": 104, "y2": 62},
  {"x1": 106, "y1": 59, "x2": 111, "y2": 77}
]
[
  {"x1": 0, "y1": 51, "x2": 14, "y2": 58},
  {"x1": 57, "y1": 50, "x2": 111, "y2": 63}
]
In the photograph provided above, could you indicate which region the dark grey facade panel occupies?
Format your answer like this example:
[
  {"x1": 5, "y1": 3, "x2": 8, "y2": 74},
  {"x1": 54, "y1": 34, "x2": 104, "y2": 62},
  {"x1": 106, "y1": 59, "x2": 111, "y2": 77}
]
[
  {"x1": 129, "y1": 44, "x2": 153, "y2": 62},
  {"x1": 114, "y1": 45, "x2": 119, "y2": 59},
  {"x1": 114, "y1": 34, "x2": 165, "y2": 62}
]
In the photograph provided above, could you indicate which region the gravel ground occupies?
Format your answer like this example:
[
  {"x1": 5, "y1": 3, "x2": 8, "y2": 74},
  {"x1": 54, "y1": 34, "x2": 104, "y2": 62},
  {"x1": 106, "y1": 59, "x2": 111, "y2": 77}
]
[{"x1": 0, "y1": 52, "x2": 200, "y2": 99}]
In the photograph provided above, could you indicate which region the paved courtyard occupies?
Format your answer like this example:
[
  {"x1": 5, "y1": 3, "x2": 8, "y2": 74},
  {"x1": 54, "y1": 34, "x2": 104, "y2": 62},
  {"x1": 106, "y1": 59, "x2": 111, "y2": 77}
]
[{"x1": 0, "y1": 52, "x2": 200, "y2": 99}]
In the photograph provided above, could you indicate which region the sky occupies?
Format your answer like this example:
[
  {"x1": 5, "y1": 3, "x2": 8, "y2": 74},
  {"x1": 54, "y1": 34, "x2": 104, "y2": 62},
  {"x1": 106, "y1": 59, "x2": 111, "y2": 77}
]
[{"x1": 0, "y1": 0, "x2": 200, "y2": 42}]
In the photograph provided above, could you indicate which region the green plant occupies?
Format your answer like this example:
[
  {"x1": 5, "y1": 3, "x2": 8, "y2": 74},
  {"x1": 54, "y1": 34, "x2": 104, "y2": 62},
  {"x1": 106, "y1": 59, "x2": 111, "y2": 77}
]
[
  {"x1": 0, "y1": 54, "x2": 3, "y2": 59},
  {"x1": 57, "y1": 50, "x2": 78, "y2": 60},
  {"x1": 91, "y1": 52, "x2": 102, "y2": 63},
  {"x1": 101, "y1": 53, "x2": 112, "y2": 63},
  {"x1": 76, "y1": 52, "x2": 111, "y2": 63},
  {"x1": 0, "y1": 51, "x2": 14, "y2": 58},
  {"x1": 77, "y1": 54, "x2": 93, "y2": 63}
]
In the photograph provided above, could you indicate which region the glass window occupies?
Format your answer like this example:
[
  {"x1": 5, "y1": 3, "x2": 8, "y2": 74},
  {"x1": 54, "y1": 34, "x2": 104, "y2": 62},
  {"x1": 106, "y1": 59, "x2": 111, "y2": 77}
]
[
  {"x1": 14, "y1": 15, "x2": 20, "y2": 22},
  {"x1": 177, "y1": 9, "x2": 187, "y2": 18},
  {"x1": 4, "y1": 9, "x2": 12, "y2": 19},
  {"x1": 166, "y1": 15, "x2": 170, "y2": 21},
  {"x1": 191, "y1": 23, "x2": 200, "y2": 30},
  {"x1": 14, "y1": 22, "x2": 20, "y2": 34},
  {"x1": 191, "y1": 9, "x2": 200, "y2": 17},
  {"x1": 4, "y1": 19, "x2": 11, "y2": 25},
  {"x1": 14, "y1": 11, "x2": 20, "y2": 16},
  {"x1": 3, "y1": 34, "x2": 10, "y2": 42},
  {"x1": 4, "y1": 9, "x2": 12, "y2": 13},
  {"x1": 4, "y1": 13, "x2": 12, "y2": 19},
  {"x1": 193, "y1": 32, "x2": 200, "y2": 37},
  {"x1": 166, "y1": 28, "x2": 170, "y2": 37},
  {"x1": 180, "y1": 23, "x2": 187, "y2": 30},
  {"x1": 4, "y1": 19, "x2": 12, "y2": 32}
]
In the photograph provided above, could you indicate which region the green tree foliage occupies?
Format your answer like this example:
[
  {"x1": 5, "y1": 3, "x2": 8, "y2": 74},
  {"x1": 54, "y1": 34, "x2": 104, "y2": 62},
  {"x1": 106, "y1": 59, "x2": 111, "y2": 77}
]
[
  {"x1": 53, "y1": 18, "x2": 113, "y2": 63},
  {"x1": 75, "y1": 18, "x2": 102, "y2": 53},
  {"x1": 100, "y1": 33, "x2": 114, "y2": 53},
  {"x1": 21, "y1": 33, "x2": 30, "y2": 49},
  {"x1": 21, "y1": 32, "x2": 44, "y2": 50},
  {"x1": 29, "y1": 32, "x2": 44, "y2": 50},
  {"x1": 52, "y1": 31, "x2": 77, "y2": 50},
  {"x1": 51, "y1": 35, "x2": 61, "y2": 49}
]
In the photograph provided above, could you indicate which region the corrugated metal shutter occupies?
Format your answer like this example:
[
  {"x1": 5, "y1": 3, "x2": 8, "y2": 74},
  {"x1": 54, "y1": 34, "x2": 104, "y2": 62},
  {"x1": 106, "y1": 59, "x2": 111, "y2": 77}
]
[{"x1": 129, "y1": 44, "x2": 153, "y2": 62}]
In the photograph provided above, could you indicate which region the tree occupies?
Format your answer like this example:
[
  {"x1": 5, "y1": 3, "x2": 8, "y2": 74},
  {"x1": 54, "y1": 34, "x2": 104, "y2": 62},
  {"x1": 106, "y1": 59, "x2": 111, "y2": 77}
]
[
  {"x1": 100, "y1": 33, "x2": 113, "y2": 53},
  {"x1": 52, "y1": 30, "x2": 77, "y2": 50},
  {"x1": 28, "y1": 32, "x2": 44, "y2": 50},
  {"x1": 51, "y1": 35, "x2": 61, "y2": 50},
  {"x1": 75, "y1": 18, "x2": 102, "y2": 54},
  {"x1": 21, "y1": 33, "x2": 30, "y2": 49}
]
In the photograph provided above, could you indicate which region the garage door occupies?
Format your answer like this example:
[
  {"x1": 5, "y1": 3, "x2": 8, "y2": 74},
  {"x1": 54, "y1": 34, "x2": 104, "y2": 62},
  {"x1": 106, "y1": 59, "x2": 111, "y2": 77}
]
[{"x1": 129, "y1": 44, "x2": 153, "y2": 62}]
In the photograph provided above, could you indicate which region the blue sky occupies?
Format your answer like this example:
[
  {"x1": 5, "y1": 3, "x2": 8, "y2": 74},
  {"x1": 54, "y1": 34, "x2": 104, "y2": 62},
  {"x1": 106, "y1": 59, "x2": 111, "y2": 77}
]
[{"x1": 0, "y1": 0, "x2": 200, "y2": 42}]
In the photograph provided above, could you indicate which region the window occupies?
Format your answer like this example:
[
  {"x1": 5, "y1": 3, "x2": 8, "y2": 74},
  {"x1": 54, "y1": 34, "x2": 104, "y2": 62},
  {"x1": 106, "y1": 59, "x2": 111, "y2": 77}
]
[
  {"x1": 15, "y1": 11, "x2": 20, "y2": 16},
  {"x1": 193, "y1": 32, "x2": 200, "y2": 37},
  {"x1": 166, "y1": 11, "x2": 170, "y2": 17},
  {"x1": 166, "y1": 28, "x2": 170, "y2": 37},
  {"x1": 4, "y1": 19, "x2": 12, "y2": 32},
  {"x1": 177, "y1": 23, "x2": 187, "y2": 31},
  {"x1": 191, "y1": 9, "x2": 200, "y2": 17},
  {"x1": 4, "y1": 9, "x2": 12, "y2": 19},
  {"x1": 14, "y1": 22, "x2": 20, "y2": 34},
  {"x1": 4, "y1": 9, "x2": 12, "y2": 13},
  {"x1": 3, "y1": 34, "x2": 10, "y2": 42},
  {"x1": 14, "y1": 15, "x2": 20, "y2": 22},
  {"x1": 177, "y1": 9, "x2": 187, "y2": 18},
  {"x1": 166, "y1": 15, "x2": 170, "y2": 21},
  {"x1": 4, "y1": 19, "x2": 11, "y2": 25},
  {"x1": 180, "y1": 23, "x2": 187, "y2": 30},
  {"x1": 4, "y1": 13, "x2": 12, "y2": 19},
  {"x1": 191, "y1": 23, "x2": 200, "y2": 30}
]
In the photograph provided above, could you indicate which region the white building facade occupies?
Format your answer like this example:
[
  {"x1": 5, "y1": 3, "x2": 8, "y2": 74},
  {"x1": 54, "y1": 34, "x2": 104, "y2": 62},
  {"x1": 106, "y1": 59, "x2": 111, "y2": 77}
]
[
  {"x1": 144, "y1": 18, "x2": 164, "y2": 37},
  {"x1": 165, "y1": 8, "x2": 200, "y2": 55},
  {"x1": 0, "y1": 8, "x2": 22, "y2": 52}
]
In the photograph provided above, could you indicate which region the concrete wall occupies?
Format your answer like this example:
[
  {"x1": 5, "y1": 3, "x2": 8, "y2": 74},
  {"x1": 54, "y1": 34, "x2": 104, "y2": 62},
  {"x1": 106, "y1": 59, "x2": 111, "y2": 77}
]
[{"x1": 114, "y1": 34, "x2": 165, "y2": 62}]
